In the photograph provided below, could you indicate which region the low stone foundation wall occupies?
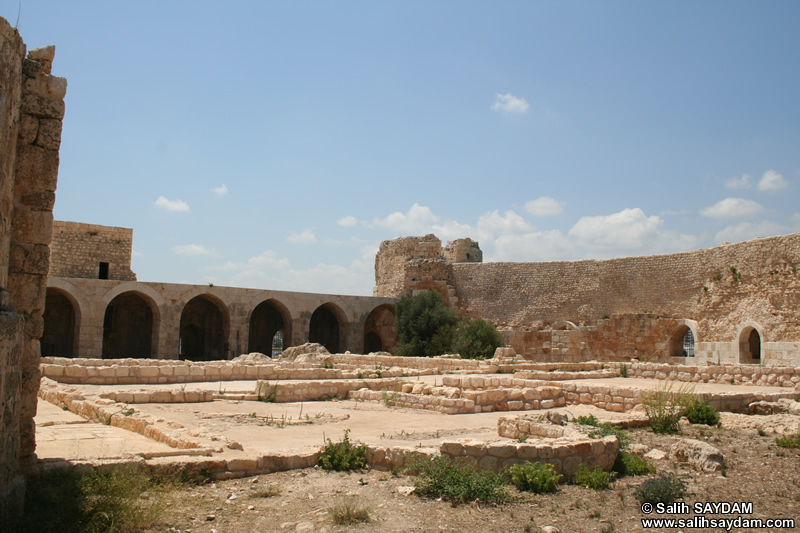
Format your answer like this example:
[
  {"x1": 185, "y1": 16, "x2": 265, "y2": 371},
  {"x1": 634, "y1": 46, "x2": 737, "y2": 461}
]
[
  {"x1": 40, "y1": 356, "x2": 415, "y2": 385},
  {"x1": 440, "y1": 415, "x2": 619, "y2": 477},
  {"x1": 621, "y1": 362, "x2": 800, "y2": 387}
]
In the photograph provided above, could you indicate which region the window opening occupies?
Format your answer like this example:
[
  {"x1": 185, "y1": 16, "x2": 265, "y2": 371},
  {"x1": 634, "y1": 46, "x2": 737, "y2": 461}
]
[
  {"x1": 99, "y1": 262, "x2": 109, "y2": 279},
  {"x1": 682, "y1": 329, "x2": 695, "y2": 357}
]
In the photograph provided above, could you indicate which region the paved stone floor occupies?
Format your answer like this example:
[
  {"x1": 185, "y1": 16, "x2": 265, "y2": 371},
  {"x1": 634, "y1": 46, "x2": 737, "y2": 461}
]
[{"x1": 33, "y1": 375, "x2": 791, "y2": 467}]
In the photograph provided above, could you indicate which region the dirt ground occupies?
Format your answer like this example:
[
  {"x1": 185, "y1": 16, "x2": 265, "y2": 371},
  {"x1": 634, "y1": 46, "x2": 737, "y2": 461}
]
[{"x1": 145, "y1": 421, "x2": 800, "y2": 533}]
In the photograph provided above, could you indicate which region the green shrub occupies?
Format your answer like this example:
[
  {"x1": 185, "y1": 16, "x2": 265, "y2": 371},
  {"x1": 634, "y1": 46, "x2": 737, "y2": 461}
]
[
  {"x1": 507, "y1": 462, "x2": 561, "y2": 493},
  {"x1": 633, "y1": 473, "x2": 689, "y2": 505},
  {"x1": 684, "y1": 397, "x2": 720, "y2": 426},
  {"x1": 641, "y1": 382, "x2": 696, "y2": 434},
  {"x1": 776, "y1": 433, "x2": 800, "y2": 449},
  {"x1": 394, "y1": 291, "x2": 458, "y2": 357},
  {"x1": 412, "y1": 456, "x2": 510, "y2": 505},
  {"x1": 613, "y1": 452, "x2": 654, "y2": 477},
  {"x1": 450, "y1": 317, "x2": 503, "y2": 360},
  {"x1": 575, "y1": 464, "x2": 616, "y2": 490},
  {"x1": 620, "y1": 363, "x2": 628, "y2": 378},
  {"x1": 573, "y1": 414, "x2": 600, "y2": 426},
  {"x1": 573, "y1": 415, "x2": 629, "y2": 447},
  {"x1": 318, "y1": 430, "x2": 368, "y2": 471}
]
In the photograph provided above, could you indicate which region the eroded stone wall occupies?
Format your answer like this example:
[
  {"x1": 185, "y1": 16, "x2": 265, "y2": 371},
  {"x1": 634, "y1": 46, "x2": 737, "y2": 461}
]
[
  {"x1": 375, "y1": 233, "x2": 800, "y2": 363},
  {"x1": 49, "y1": 221, "x2": 136, "y2": 281},
  {"x1": 0, "y1": 16, "x2": 64, "y2": 521}
]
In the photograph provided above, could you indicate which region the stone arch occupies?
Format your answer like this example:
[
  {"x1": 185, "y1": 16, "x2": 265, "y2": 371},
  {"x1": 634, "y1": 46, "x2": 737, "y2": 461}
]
[
  {"x1": 668, "y1": 320, "x2": 698, "y2": 358},
  {"x1": 552, "y1": 320, "x2": 581, "y2": 331},
  {"x1": 248, "y1": 298, "x2": 292, "y2": 356},
  {"x1": 180, "y1": 294, "x2": 229, "y2": 361},
  {"x1": 102, "y1": 291, "x2": 157, "y2": 359},
  {"x1": 738, "y1": 322, "x2": 764, "y2": 364},
  {"x1": 309, "y1": 302, "x2": 346, "y2": 353},
  {"x1": 42, "y1": 287, "x2": 80, "y2": 357},
  {"x1": 363, "y1": 304, "x2": 397, "y2": 354}
]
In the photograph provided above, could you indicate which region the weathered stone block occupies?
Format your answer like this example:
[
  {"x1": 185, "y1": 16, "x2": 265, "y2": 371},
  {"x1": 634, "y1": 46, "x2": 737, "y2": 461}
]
[
  {"x1": 34, "y1": 118, "x2": 62, "y2": 150},
  {"x1": 12, "y1": 143, "x2": 59, "y2": 192},
  {"x1": 21, "y1": 93, "x2": 64, "y2": 119},
  {"x1": 9, "y1": 243, "x2": 50, "y2": 275}
]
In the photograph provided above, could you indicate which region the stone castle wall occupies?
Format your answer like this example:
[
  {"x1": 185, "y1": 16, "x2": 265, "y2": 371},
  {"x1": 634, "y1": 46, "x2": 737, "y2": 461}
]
[
  {"x1": 0, "y1": 16, "x2": 64, "y2": 522},
  {"x1": 375, "y1": 233, "x2": 800, "y2": 364},
  {"x1": 49, "y1": 221, "x2": 136, "y2": 281},
  {"x1": 452, "y1": 233, "x2": 800, "y2": 340}
]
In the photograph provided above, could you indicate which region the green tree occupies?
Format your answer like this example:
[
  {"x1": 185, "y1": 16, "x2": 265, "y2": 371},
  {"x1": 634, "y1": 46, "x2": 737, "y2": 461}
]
[{"x1": 394, "y1": 291, "x2": 457, "y2": 357}]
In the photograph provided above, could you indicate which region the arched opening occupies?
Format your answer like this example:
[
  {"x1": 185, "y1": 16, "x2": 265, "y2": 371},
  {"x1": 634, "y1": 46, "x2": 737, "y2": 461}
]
[
  {"x1": 309, "y1": 303, "x2": 343, "y2": 353},
  {"x1": 552, "y1": 321, "x2": 580, "y2": 331},
  {"x1": 739, "y1": 326, "x2": 761, "y2": 363},
  {"x1": 364, "y1": 304, "x2": 397, "y2": 354},
  {"x1": 668, "y1": 324, "x2": 695, "y2": 357},
  {"x1": 248, "y1": 299, "x2": 291, "y2": 356},
  {"x1": 180, "y1": 295, "x2": 228, "y2": 361},
  {"x1": 102, "y1": 292, "x2": 154, "y2": 359},
  {"x1": 42, "y1": 288, "x2": 77, "y2": 357}
]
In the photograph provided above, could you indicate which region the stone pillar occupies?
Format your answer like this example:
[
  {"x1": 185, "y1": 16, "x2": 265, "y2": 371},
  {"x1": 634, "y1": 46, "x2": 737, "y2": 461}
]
[{"x1": 8, "y1": 44, "x2": 66, "y2": 465}]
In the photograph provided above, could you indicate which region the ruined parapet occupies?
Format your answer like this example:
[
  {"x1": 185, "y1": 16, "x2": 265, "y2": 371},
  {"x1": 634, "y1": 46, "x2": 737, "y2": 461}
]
[
  {"x1": 443, "y1": 238, "x2": 482, "y2": 263},
  {"x1": 0, "y1": 16, "x2": 65, "y2": 521},
  {"x1": 373, "y1": 234, "x2": 482, "y2": 309},
  {"x1": 49, "y1": 221, "x2": 136, "y2": 280}
]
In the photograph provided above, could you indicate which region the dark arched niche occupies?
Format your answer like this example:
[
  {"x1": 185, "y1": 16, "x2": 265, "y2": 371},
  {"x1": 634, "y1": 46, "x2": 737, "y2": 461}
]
[
  {"x1": 180, "y1": 295, "x2": 228, "y2": 361},
  {"x1": 364, "y1": 304, "x2": 396, "y2": 354},
  {"x1": 309, "y1": 303, "x2": 344, "y2": 353},
  {"x1": 739, "y1": 326, "x2": 761, "y2": 363},
  {"x1": 102, "y1": 292, "x2": 154, "y2": 359},
  {"x1": 248, "y1": 299, "x2": 291, "y2": 356},
  {"x1": 42, "y1": 288, "x2": 77, "y2": 357}
]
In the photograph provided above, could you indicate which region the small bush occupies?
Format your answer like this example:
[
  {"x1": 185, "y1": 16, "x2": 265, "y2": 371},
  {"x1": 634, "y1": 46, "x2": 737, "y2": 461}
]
[
  {"x1": 620, "y1": 363, "x2": 628, "y2": 378},
  {"x1": 318, "y1": 430, "x2": 368, "y2": 471},
  {"x1": 633, "y1": 473, "x2": 689, "y2": 505},
  {"x1": 450, "y1": 317, "x2": 504, "y2": 360},
  {"x1": 776, "y1": 433, "x2": 800, "y2": 449},
  {"x1": 684, "y1": 398, "x2": 720, "y2": 426},
  {"x1": 613, "y1": 452, "x2": 654, "y2": 477},
  {"x1": 327, "y1": 496, "x2": 371, "y2": 524},
  {"x1": 412, "y1": 456, "x2": 511, "y2": 505},
  {"x1": 641, "y1": 382, "x2": 696, "y2": 434},
  {"x1": 250, "y1": 484, "x2": 281, "y2": 498},
  {"x1": 573, "y1": 415, "x2": 629, "y2": 447},
  {"x1": 507, "y1": 462, "x2": 562, "y2": 493},
  {"x1": 575, "y1": 464, "x2": 616, "y2": 490}
]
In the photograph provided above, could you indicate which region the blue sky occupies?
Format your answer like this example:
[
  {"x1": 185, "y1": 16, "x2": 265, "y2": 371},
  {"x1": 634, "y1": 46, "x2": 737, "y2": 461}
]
[{"x1": 4, "y1": 1, "x2": 799, "y2": 296}]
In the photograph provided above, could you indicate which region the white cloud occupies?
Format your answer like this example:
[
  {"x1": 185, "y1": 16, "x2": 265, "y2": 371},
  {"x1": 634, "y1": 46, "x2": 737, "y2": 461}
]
[
  {"x1": 432, "y1": 220, "x2": 476, "y2": 242},
  {"x1": 714, "y1": 220, "x2": 787, "y2": 243},
  {"x1": 491, "y1": 93, "x2": 529, "y2": 114},
  {"x1": 725, "y1": 174, "x2": 752, "y2": 189},
  {"x1": 569, "y1": 208, "x2": 664, "y2": 251},
  {"x1": 205, "y1": 250, "x2": 372, "y2": 295},
  {"x1": 758, "y1": 169, "x2": 789, "y2": 192},
  {"x1": 211, "y1": 184, "x2": 228, "y2": 196},
  {"x1": 700, "y1": 198, "x2": 764, "y2": 219},
  {"x1": 525, "y1": 196, "x2": 564, "y2": 216},
  {"x1": 287, "y1": 229, "x2": 316, "y2": 244},
  {"x1": 477, "y1": 210, "x2": 533, "y2": 235},
  {"x1": 492, "y1": 230, "x2": 575, "y2": 262},
  {"x1": 337, "y1": 215, "x2": 357, "y2": 227},
  {"x1": 155, "y1": 196, "x2": 190, "y2": 212},
  {"x1": 372, "y1": 203, "x2": 440, "y2": 234},
  {"x1": 172, "y1": 244, "x2": 218, "y2": 257}
]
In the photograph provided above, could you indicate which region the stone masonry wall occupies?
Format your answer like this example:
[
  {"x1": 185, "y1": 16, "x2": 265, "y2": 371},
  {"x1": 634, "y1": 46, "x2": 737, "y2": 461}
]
[
  {"x1": 49, "y1": 220, "x2": 136, "y2": 281},
  {"x1": 0, "y1": 16, "x2": 64, "y2": 522},
  {"x1": 452, "y1": 233, "x2": 800, "y2": 342}
]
